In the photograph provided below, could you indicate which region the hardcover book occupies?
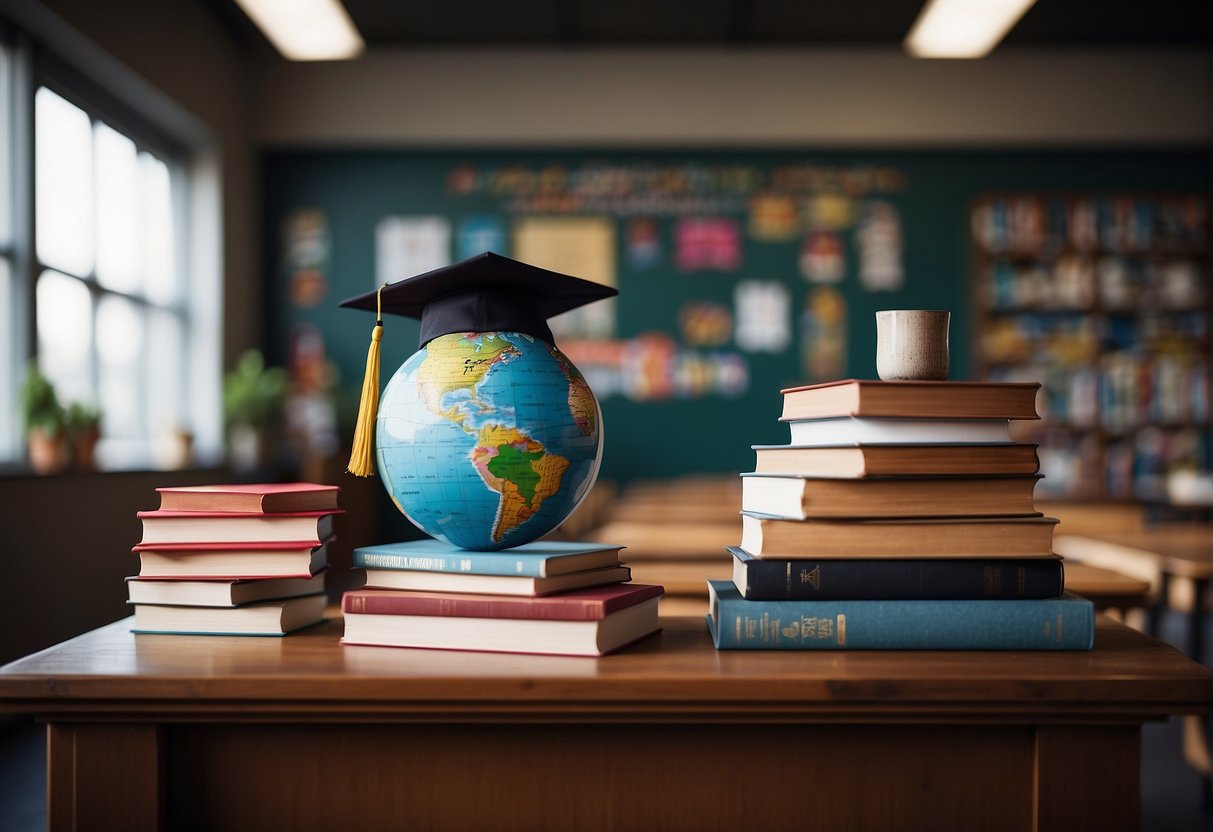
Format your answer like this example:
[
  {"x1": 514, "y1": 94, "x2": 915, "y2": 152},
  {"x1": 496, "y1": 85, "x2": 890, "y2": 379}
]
[
  {"x1": 728, "y1": 547, "x2": 1065, "y2": 600},
  {"x1": 342, "y1": 586, "x2": 664, "y2": 657},
  {"x1": 706, "y1": 581, "x2": 1093, "y2": 650},
  {"x1": 740, "y1": 512, "x2": 1058, "y2": 558},
  {"x1": 779, "y1": 379, "x2": 1041, "y2": 421},
  {"x1": 156, "y1": 482, "x2": 339, "y2": 513},
  {"x1": 342, "y1": 583, "x2": 664, "y2": 620},
  {"x1": 360, "y1": 565, "x2": 632, "y2": 597},
  {"x1": 136, "y1": 509, "x2": 340, "y2": 546},
  {"x1": 134, "y1": 540, "x2": 330, "y2": 579},
  {"x1": 786, "y1": 417, "x2": 1013, "y2": 446},
  {"x1": 740, "y1": 474, "x2": 1041, "y2": 519},
  {"x1": 352, "y1": 539, "x2": 624, "y2": 577},
  {"x1": 750, "y1": 443, "x2": 1041, "y2": 477},
  {"x1": 126, "y1": 572, "x2": 327, "y2": 607},
  {"x1": 131, "y1": 593, "x2": 327, "y2": 636}
]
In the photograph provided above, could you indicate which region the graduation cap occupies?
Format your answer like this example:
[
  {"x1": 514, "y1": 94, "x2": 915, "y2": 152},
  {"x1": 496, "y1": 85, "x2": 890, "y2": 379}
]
[{"x1": 340, "y1": 251, "x2": 618, "y2": 476}]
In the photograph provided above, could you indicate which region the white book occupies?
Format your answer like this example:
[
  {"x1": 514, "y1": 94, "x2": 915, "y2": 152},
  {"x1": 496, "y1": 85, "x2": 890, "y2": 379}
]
[
  {"x1": 361, "y1": 565, "x2": 631, "y2": 597},
  {"x1": 787, "y1": 417, "x2": 1013, "y2": 446},
  {"x1": 131, "y1": 594, "x2": 327, "y2": 636},
  {"x1": 126, "y1": 573, "x2": 327, "y2": 607}
]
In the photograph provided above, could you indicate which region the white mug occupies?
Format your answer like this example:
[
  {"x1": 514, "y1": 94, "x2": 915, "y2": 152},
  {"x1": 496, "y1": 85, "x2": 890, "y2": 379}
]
[{"x1": 875, "y1": 310, "x2": 950, "y2": 381}]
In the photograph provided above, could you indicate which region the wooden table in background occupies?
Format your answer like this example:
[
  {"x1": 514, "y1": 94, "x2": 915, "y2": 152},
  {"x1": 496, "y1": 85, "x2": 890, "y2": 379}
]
[{"x1": 0, "y1": 615, "x2": 1207, "y2": 832}]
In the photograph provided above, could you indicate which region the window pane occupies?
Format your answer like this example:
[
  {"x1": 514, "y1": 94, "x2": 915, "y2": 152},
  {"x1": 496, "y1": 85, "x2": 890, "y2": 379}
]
[
  {"x1": 97, "y1": 294, "x2": 144, "y2": 440},
  {"x1": 36, "y1": 270, "x2": 93, "y2": 406},
  {"x1": 0, "y1": 258, "x2": 14, "y2": 459},
  {"x1": 141, "y1": 153, "x2": 178, "y2": 304},
  {"x1": 35, "y1": 88, "x2": 93, "y2": 277},
  {"x1": 0, "y1": 44, "x2": 11, "y2": 248},
  {"x1": 147, "y1": 308, "x2": 185, "y2": 440},
  {"x1": 95, "y1": 123, "x2": 139, "y2": 292}
]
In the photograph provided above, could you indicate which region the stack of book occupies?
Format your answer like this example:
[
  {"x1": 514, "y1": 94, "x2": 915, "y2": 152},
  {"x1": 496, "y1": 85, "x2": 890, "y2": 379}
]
[
  {"x1": 128, "y1": 483, "x2": 341, "y2": 636},
  {"x1": 341, "y1": 539, "x2": 663, "y2": 656},
  {"x1": 707, "y1": 378, "x2": 1095, "y2": 650}
]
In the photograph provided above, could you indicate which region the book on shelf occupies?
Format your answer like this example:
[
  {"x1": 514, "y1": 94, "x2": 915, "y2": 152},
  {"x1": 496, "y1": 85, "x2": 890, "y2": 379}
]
[
  {"x1": 133, "y1": 540, "x2": 330, "y2": 579},
  {"x1": 740, "y1": 474, "x2": 1041, "y2": 519},
  {"x1": 136, "y1": 509, "x2": 340, "y2": 546},
  {"x1": 156, "y1": 482, "x2": 339, "y2": 513},
  {"x1": 706, "y1": 581, "x2": 1093, "y2": 651},
  {"x1": 360, "y1": 564, "x2": 632, "y2": 597},
  {"x1": 786, "y1": 417, "x2": 1013, "y2": 446},
  {"x1": 131, "y1": 593, "x2": 327, "y2": 636},
  {"x1": 352, "y1": 539, "x2": 623, "y2": 577},
  {"x1": 126, "y1": 571, "x2": 327, "y2": 607},
  {"x1": 779, "y1": 379, "x2": 1041, "y2": 421},
  {"x1": 341, "y1": 584, "x2": 664, "y2": 656},
  {"x1": 728, "y1": 547, "x2": 1064, "y2": 601},
  {"x1": 751, "y1": 443, "x2": 1041, "y2": 477},
  {"x1": 740, "y1": 512, "x2": 1057, "y2": 558}
]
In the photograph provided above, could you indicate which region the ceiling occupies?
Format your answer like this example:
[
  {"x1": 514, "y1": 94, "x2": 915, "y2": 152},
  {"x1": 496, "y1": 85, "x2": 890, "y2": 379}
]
[{"x1": 213, "y1": 0, "x2": 1212, "y2": 49}]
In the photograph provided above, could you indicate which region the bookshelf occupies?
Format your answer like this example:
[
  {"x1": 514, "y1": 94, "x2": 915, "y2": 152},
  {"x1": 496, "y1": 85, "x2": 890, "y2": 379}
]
[{"x1": 971, "y1": 194, "x2": 1210, "y2": 500}]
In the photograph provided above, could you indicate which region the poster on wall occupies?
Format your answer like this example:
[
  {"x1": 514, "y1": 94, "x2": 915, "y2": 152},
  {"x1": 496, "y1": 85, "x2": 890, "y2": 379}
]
[
  {"x1": 457, "y1": 216, "x2": 507, "y2": 260},
  {"x1": 799, "y1": 231, "x2": 846, "y2": 284},
  {"x1": 749, "y1": 194, "x2": 800, "y2": 241},
  {"x1": 675, "y1": 217, "x2": 742, "y2": 272},
  {"x1": 801, "y1": 286, "x2": 848, "y2": 381},
  {"x1": 857, "y1": 200, "x2": 904, "y2": 291},
  {"x1": 376, "y1": 216, "x2": 452, "y2": 285},
  {"x1": 679, "y1": 301, "x2": 733, "y2": 347},
  {"x1": 282, "y1": 209, "x2": 329, "y2": 307},
  {"x1": 734, "y1": 280, "x2": 791, "y2": 353},
  {"x1": 513, "y1": 216, "x2": 617, "y2": 339},
  {"x1": 626, "y1": 217, "x2": 663, "y2": 269}
]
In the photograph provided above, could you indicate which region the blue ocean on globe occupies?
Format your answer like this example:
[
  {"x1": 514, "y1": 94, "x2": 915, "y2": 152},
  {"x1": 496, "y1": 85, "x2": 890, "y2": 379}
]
[{"x1": 375, "y1": 331, "x2": 603, "y2": 550}]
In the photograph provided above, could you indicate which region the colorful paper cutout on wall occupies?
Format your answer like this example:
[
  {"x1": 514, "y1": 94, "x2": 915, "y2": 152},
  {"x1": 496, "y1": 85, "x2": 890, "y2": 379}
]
[
  {"x1": 559, "y1": 335, "x2": 749, "y2": 401},
  {"x1": 801, "y1": 286, "x2": 847, "y2": 382},
  {"x1": 800, "y1": 231, "x2": 846, "y2": 284},
  {"x1": 748, "y1": 193, "x2": 800, "y2": 241},
  {"x1": 283, "y1": 209, "x2": 329, "y2": 307},
  {"x1": 679, "y1": 301, "x2": 733, "y2": 347},
  {"x1": 457, "y1": 216, "x2": 507, "y2": 260},
  {"x1": 626, "y1": 217, "x2": 663, "y2": 269},
  {"x1": 514, "y1": 216, "x2": 617, "y2": 339},
  {"x1": 734, "y1": 280, "x2": 791, "y2": 353},
  {"x1": 675, "y1": 217, "x2": 741, "y2": 272},
  {"x1": 376, "y1": 216, "x2": 451, "y2": 285},
  {"x1": 806, "y1": 194, "x2": 855, "y2": 231},
  {"x1": 857, "y1": 200, "x2": 904, "y2": 292}
]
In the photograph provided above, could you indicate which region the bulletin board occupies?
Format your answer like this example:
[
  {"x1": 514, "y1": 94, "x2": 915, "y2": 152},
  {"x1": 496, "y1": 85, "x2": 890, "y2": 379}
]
[{"x1": 262, "y1": 148, "x2": 1208, "y2": 484}]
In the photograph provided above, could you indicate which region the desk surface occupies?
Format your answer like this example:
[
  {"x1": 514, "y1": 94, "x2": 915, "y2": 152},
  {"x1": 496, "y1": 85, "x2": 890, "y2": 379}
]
[
  {"x1": 1057, "y1": 528, "x2": 1213, "y2": 579},
  {"x1": 0, "y1": 614, "x2": 1206, "y2": 723}
]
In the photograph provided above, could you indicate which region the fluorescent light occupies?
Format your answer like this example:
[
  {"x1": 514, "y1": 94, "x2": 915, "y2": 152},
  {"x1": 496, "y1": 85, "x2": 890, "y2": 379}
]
[
  {"x1": 905, "y1": 0, "x2": 1037, "y2": 59},
  {"x1": 234, "y1": 0, "x2": 365, "y2": 61}
]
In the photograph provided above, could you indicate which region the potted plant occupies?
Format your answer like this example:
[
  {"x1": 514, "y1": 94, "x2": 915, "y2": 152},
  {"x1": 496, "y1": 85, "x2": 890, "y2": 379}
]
[
  {"x1": 223, "y1": 349, "x2": 288, "y2": 471},
  {"x1": 19, "y1": 364, "x2": 68, "y2": 474},
  {"x1": 64, "y1": 401, "x2": 103, "y2": 472}
]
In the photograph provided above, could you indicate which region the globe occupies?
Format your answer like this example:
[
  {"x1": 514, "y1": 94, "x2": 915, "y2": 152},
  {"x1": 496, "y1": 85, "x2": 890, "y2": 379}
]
[{"x1": 375, "y1": 331, "x2": 603, "y2": 551}]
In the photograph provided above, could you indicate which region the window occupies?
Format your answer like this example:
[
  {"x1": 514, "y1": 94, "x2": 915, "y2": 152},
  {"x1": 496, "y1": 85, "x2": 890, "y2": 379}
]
[
  {"x1": 33, "y1": 86, "x2": 187, "y2": 469},
  {"x1": 0, "y1": 21, "x2": 218, "y2": 473}
]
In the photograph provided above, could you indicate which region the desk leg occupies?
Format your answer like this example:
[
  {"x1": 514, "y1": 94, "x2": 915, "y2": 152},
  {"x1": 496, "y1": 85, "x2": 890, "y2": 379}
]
[
  {"x1": 1189, "y1": 577, "x2": 1208, "y2": 665},
  {"x1": 47, "y1": 722, "x2": 164, "y2": 832},
  {"x1": 1148, "y1": 571, "x2": 1171, "y2": 637},
  {"x1": 1033, "y1": 726, "x2": 1139, "y2": 832}
]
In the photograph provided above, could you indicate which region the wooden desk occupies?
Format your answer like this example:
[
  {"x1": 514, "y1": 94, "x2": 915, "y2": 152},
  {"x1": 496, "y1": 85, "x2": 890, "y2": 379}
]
[
  {"x1": 0, "y1": 616, "x2": 1207, "y2": 832},
  {"x1": 1064, "y1": 562, "x2": 1152, "y2": 615}
]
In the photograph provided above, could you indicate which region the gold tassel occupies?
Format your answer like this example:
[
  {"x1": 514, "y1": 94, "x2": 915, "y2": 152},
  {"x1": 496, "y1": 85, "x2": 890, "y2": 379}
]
[{"x1": 347, "y1": 285, "x2": 385, "y2": 477}]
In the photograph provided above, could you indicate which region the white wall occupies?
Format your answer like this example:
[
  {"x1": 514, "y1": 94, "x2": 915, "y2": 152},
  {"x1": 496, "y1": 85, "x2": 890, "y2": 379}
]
[{"x1": 252, "y1": 47, "x2": 1210, "y2": 147}]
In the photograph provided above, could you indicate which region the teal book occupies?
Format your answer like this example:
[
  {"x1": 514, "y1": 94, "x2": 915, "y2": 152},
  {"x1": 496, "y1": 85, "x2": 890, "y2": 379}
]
[
  {"x1": 352, "y1": 539, "x2": 624, "y2": 577},
  {"x1": 706, "y1": 580, "x2": 1094, "y2": 651}
]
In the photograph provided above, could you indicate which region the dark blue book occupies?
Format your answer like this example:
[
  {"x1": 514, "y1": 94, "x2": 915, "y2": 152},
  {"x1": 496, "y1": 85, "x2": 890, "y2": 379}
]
[
  {"x1": 729, "y1": 547, "x2": 1065, "y2": 601},
  {"x1": 706, "y1": 581, "x2": 1094, "y2": 651}
]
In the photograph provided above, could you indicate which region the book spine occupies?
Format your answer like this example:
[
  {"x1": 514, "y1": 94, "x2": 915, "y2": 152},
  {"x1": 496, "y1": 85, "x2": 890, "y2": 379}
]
[
  {"x1": 739, "y1": 558, "x2": 1065, "y2": 600},
  {"x1": 342, "y1": 592, "x2": 604, "y2": 620},
  {"x1": 711, "y1": 595, "x2": 1094, "y2": 650},
  {"x1": 352, "y1": 549, "x2": 546, "y2": 577}
]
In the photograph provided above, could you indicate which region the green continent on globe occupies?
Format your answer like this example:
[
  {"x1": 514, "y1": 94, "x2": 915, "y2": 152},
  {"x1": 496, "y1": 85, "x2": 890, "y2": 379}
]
[
  {"x1": 554, "y1": 348, "x2": 597, "y2": 437},
  {"x1": 415, "y1": 333, "x2": 520, "y2": 425},
  {"x1": 471, "y1": 424, "x2": 570, "y2": 543}
]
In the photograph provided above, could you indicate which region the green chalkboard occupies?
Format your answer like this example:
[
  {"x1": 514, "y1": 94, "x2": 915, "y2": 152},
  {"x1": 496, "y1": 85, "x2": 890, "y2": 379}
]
[{"x1": 262, "y1": 148, "x2": 1208, "y2": 484}]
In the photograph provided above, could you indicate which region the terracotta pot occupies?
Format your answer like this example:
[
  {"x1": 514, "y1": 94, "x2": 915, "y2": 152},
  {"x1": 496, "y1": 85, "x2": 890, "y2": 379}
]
[{"x1": 27, "y1": 427, "x2": 68, "y2": 475}]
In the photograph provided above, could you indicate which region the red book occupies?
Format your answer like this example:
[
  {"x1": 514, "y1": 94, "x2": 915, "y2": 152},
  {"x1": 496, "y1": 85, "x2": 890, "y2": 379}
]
[
  {"x1": 343, "y1": 583, "x2": 665, "y2": 621},
  {"x1": 136, "y1": 509, "x2": 341, "y2": 545},
  {"x1": 156, "y1": 482, "x2": 339, "y2": 513}
]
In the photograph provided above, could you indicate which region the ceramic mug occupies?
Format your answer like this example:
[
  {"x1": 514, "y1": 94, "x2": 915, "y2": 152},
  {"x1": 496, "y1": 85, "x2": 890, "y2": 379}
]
[{"x1": 875, "y1": 310, "x2": 950, "y2": 381}]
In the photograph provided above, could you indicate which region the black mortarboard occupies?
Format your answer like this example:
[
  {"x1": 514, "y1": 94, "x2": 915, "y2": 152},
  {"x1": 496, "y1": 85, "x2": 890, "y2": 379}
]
[
  {"x1": 341, "y1": 251, "x2": 617, "y2": 477},
  {"x1": 339, "y1": 251, "x2": 618, "y2": 348}
]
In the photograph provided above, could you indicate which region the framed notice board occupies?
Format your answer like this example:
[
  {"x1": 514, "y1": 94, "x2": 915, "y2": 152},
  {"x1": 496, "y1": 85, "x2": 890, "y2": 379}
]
[{"x1": 262, "y1": 148, "x2": 1208, "y2": 484}]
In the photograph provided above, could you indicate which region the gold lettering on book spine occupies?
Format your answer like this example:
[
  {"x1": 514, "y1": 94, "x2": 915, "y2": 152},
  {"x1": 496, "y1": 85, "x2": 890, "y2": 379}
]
[
  {"x1": 801, "y1": 564, "x2": 821, "y2": 591},
  {"x1": 837, "y1": 614, "x2": 846, "y2": 646}
]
